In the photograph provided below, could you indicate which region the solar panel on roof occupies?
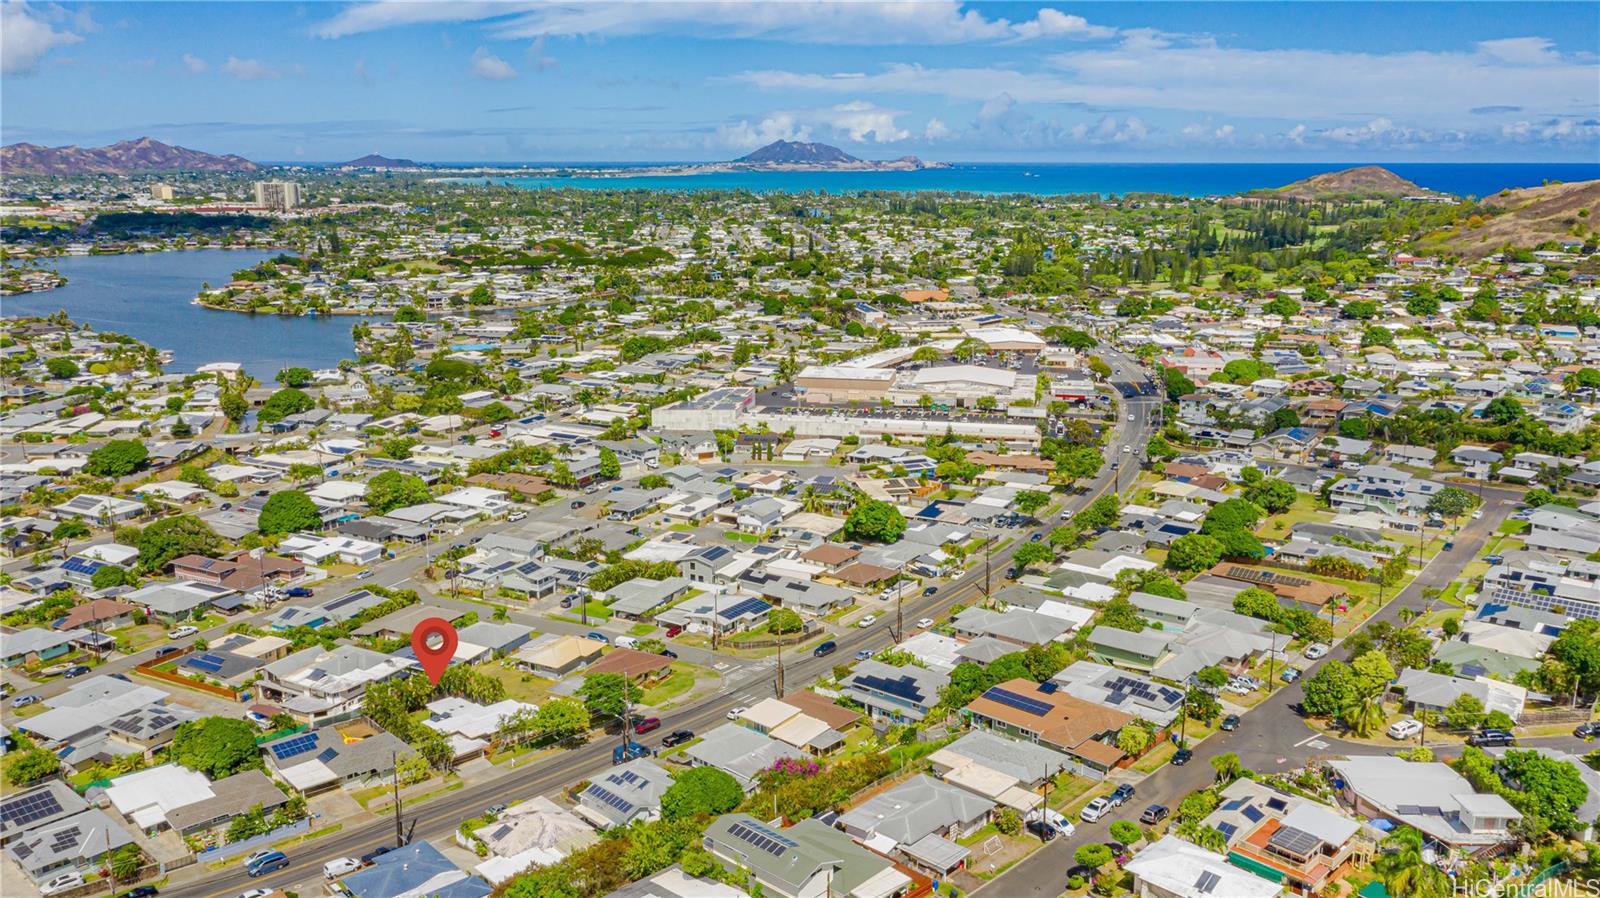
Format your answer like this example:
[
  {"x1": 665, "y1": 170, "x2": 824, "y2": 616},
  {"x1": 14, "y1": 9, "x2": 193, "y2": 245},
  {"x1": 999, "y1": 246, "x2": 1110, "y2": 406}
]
[
  {"x1": 1241, "y1": 805, "x2": 1264, "y2": 823},
  {"x1": 1269, "y1": 826, "x2": 1321, "y2": 857},
  {"x1": 1195, "y1": 871, "x2": 1221, "y2": 894},
  {"x1": 0, "y1": 790, "x2": 64, "y2": 828},
  {"x1": 1265, "y1": 797, "x2": 1288, "y2": 812},
  {"x1": 269, "y1": 734, "x2": 318, "y2": 760},
  {"x1": 315, "y1": 747, "x2": 339, "y2": 763},
  {"x1": 981, "y1": 686, "x2": 1052, "y2": 716},
  {"x1": 719, "y1": 598, "x2": 771, "y2": 620},
  {"x1": 584, "y1": 784, "x2": 635, "y2": 816},
  {"x1": 1221, "y1": 799, "x2": 1244, "y2": 811},
  {"x1": 1215, "y1": 822, "x2": 1238, "y2": 839},
  {"x1": 324, "y1": 590, "x2": 373, "y2": 611},
  {"x1": 186, "y1": 654, "x2": 224, "y2": 673},
  {"x1": 63, "y1": 557, "x2": 105, "y2": 576},
  {"x1": 854, "y1": 674, "x2": 926, "y2": 703}
]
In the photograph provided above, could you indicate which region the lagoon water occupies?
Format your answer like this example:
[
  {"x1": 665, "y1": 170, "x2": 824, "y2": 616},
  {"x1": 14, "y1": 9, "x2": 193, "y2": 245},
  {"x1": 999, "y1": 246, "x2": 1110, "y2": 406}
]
[
  {"x1": 3, "y1": 250, "x2": 379, "y2": 379},
  {"x1": 479, "y1": 162, "x2": 1600, "y2": 198}
]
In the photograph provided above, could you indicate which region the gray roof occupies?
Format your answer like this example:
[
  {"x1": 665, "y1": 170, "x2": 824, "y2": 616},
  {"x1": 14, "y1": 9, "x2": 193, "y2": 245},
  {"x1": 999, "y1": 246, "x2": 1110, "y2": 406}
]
[
  {"x1": 164, "y1": 769, "x2": 287, "y2": 833},
  {"x1": 938, "y1": 729, "x2": 1075, "y2": 785},
  {"x1": 685, "y1": 724, "x2": 800, "y2": 789},
  {"x1": 5, "y1": 809, "x2": 134, "y2": 876},
  {"x1": 0, "y1": 780, "x2": 88, "y2": 841},
  {"x1": 579, "y1": 758, "x2": 674, "y2": 827},
  {"x1": 344, "y1": 841, "x2": 491, "y2": 898},
  {"x1": 705, "y1": 814, "x2": 900, "y2": 898},
  {"x1": 839, "y1": 774, "x2": 992, "y2": 846}
]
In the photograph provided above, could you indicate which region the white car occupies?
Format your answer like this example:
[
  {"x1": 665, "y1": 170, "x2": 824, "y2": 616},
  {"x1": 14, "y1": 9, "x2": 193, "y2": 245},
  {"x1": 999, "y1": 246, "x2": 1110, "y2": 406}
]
[
  {"x1": 1303, "y1": 643, "x2": 1331, "y2": 660},
  {"x1": 727, "y1": 706, "x2": 748, "y2": 721},
  {"x1": 324, "y1": 857, "x2": 363, "y2": 879},
  {"x1": 858, "y1": 614, "x2": 878, "y2": 628},
  {"x1": 1387, "y1": 719, "x2": 1424, "y2": 740},
  {"x1": 916, "y1": 618, "x2": 935, "y2": 629},
  {"x1": 242, "y1": 849, "x2": 277, "y2": 868},
  {"x1": 41, "y1": 872, "x2": 84, "y2": 896},
  {"x1": 1472, "y1": 510, "x2": 1484, "y2": 520},
  {"x1": 168, "y1": 625, "x2": 199, "y2": 640},
  {"x1": 1079, "y1": 796, "x2": 1113, "y2": 823},
  {"x1": 507, "y1": 511, "x2": 527, "y2": 522},
  {"x1": 237, "y1": 890, "x2": 274, "y2": 898},
  {"x1": 1224, "y1": 681, "x2": 1253, "y2": 695}
]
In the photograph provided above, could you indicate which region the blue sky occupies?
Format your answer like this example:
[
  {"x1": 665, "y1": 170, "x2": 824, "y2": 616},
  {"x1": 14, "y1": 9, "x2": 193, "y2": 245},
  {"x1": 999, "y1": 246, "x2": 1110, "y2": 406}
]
[{"x1": 3, "y1": 1, "x2": 1597, "y2": 162}]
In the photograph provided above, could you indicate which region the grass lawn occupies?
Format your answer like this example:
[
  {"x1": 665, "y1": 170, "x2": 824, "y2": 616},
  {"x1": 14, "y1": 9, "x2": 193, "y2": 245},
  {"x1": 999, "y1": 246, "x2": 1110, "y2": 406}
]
[
  {"x1": 639, "y1": 664, "x2": 697, "y2": 708},
  {"x1": 1498, "y1": 519, "x2": 1530, "y2": 536},
  {"x1": 626, "y1": 622, "x2": 656, "y2": 637},
  {"x1": 475, "y1": 662, "x2": 557, "y2": 704},
  {"x1": 1261, "y1": 494, "x2": 1330, "y2": 539},
  {"x1": 551, "y1": 601, "x2": 613, "y2": 625},
  {"x1": 724, "y1": 530, "x2": 760, "y2": 543}
]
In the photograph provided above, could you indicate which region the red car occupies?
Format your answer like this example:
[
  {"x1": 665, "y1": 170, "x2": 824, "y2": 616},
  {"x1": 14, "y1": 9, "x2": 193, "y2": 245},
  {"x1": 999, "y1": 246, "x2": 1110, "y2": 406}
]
[
  {"x1": 632, "y1": 716, "x2": 662, "y2": 734},
  {"x1": 665, "y1": 625, "x2": 683, "y2": 638}
]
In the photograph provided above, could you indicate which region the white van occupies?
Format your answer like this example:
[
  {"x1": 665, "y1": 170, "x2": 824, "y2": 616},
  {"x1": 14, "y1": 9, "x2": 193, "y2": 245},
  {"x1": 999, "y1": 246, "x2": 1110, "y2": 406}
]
[{"x1": 614, "y1": 635, "x2": 639, "y2": 650}]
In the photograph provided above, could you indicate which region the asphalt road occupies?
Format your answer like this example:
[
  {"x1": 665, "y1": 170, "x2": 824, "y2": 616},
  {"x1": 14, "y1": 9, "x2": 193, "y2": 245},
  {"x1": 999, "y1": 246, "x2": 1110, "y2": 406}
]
[
  {"x1": 971, "y1": 478, "x2": 1537, "y2": 897},
  {"x1": 157, "y1": 367, "x2": 1159, "y2": 898}
]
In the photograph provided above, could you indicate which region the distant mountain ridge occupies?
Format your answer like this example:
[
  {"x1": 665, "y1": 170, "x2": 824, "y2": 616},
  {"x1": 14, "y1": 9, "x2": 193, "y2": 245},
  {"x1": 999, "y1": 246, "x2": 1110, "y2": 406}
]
[
  {"x1": 725, "y1": 140, "x2": 944, "y2": 172},
  {"x1": 336, "y1": 154, "x2": 422, "y2": 170},
  {"x1": 1256, "y1": 165, "x2": 1441, "y2": 199},
  {"x1": 736, "y1": 140, "x2": 858, "y2": 165},
  {"x1": 1, "y1": 137, "x2": 257, "y2": 175}
]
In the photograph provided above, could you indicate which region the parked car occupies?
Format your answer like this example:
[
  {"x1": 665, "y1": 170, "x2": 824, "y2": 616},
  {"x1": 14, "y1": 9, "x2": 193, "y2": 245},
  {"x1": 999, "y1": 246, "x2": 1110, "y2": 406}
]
[
  {"x1": 1281, "y1": 667, "x2": 1302, "y2": 683},
  {"x1": 355, "y1": 569, "x2": 374, "y2": 579},
  {"x1": 151, "y1": 644, "x2": 183, "y2": 659},
  {"x1": 485, "y1": 804, "x2": 507, "y2": 817},
  {"x1": 1025, "y1": 819, "x2": 1057, "y2": 841},
  {"x1": 658, "y1": 649, "x2": 678, "y2": 659},
  {"x1": 1109, "y1": 784, "x2": 1136, "y2": 806},
  {"x1": 1080, "y1": 797, "x2": 1113, "y2": 822},
  {"x1": 1220, "y1": 714, "x2": 1240, "y2": 731},
  {"x1": 507, "y1": 511, "x2": 527, "y2": 522},
  {"x1": 614, "y1": 635, "x2": 639, "y2": 650},
  {"x1": 632, "y1": 716, "x2": 661, "y2": 735},
  {"x1": 1468, "y1": 728, "x2": 1516, "y2": 748},
  {"x1": 1575, "y1": 721, "x2": 1600, "y2": 738},
  {"x1": 1139, "y1": 805, "x2": 1170, "y2": 825},
  {"x1": 1170, "y1": 748, "x2": 1193, "y2": 766},
  {"x1": 41, "y1": 872, "x2": 85, "y2": 896},
  {"x1": 12, "y1": 694, "x2": 40, "y2": 708},
  {"x1": 857, "y1": 614, "x2": 878, "y2": 628},
  {"x1": 916, "y1": 618, "x2": 935, "y2": 629},
  {"x1": 813, "y1": 640, "x2": 837, "y2": 658},
  {"x1": 664, "y1": 625, "x2": 683, "y2": 638},
  {"x1": 168, "y1": 625, "x2": 199, "y2": 640},
  {"x1": 570, "y1": 500, "x2": 586, "y2": 509},
  {"x1": 1303, "y1": 643, "x2": 1330, "y2": 660},
  {"x1": 1387, "y1": 719, "x2": 1424, "y2": 740},
  {"x1": 854, "y1": 649, "x2": 873, "y2": 661},
  {"x1": 727, "y1": 706, "x2": 748, "y2": 721},
  {"x1": 922, "y1": 586, "x2": 937, "y2": 596},
  {"x1": 586, "y1": 632, "x2": 609, "y2": 644},
  {"x1": 236, "y1": 891, "x2": 272, "y2": 898},
  {"x1": 324, "y1": 858, "x2": 363, "y2": 879},
  {"x1": 63, "y1": 665, "x2": 91, "y2": 678},
  {"x1": 358, "y1": 846, "x2": 394, "y2": 865},
  {"x1": 118, "y1": 887, "x2": 159, "y2": 898},
  {"x1": 661, "y1": 729, "x2": 695, "y2": 748},
  {"x1": 612, "y1": 741, "x2": 653, "y2": 764},
  {"x1": 246, "y1": 850, "x2": 290, "y2": 877},
  {"x1": 284, "y1": 586, "x2": 315, "y2": 598}
]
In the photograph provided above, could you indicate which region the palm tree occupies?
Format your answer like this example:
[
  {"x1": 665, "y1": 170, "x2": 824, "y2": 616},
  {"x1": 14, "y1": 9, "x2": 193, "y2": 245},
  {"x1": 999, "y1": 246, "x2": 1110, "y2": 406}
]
[
  {"x1": 1210, "y1": 752, "x2": 1243, "y2": 785},
  {"x1": 1196, "y1": 826, "x2": 1228, "y2": 853},
  {"x1": 1343, "y1": 691, "x2": 1387, "y2": 738},
  {"x1": 1374, "y1": 827, "x2": 1451, "y2": 898}
]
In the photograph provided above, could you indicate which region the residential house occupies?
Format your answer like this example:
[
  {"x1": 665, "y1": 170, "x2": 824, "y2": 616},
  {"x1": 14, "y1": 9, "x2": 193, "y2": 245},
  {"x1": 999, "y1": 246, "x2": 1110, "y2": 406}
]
[
  {"x1": 838, "y1": 774, "x2": 993, "y2": 874},
  {"x1": 839, "y1": 660, "x2": 949, "y2": 725},
  {"x1": 575, "y1": 758, "x2": 674, "y2": 830},
  {"x1": 702, "y1": 814, "x2": 912, "y2": 898},
  {"x1": 1201, "y1": 778, "x2": 1373, "y2": 896},
  {"x1": 1125, "y1": 835, "x2": 1284, "y2": 898},
  {"x1": 1326, "y1": 757, "x2": 1520, "y2": 850},
  {"x1": 962, "y1": 678, "x2": 1133, "y2": 778}
]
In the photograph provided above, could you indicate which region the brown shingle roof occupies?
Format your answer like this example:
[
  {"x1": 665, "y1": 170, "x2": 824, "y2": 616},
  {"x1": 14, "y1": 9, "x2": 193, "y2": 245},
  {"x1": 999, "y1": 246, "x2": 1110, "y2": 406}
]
[
  {"x1": 801, "y1": 544, "x2": 860, "y2": 567},
  {"x1": 586, "y1": 647, "x2": 672, "y2": 680},
  {"x1": 964, "y1": 678, "x2": 1132, "y2": 762},
  {"x1": 781, "y1": 690, "x2": 862, "y2": 730}
]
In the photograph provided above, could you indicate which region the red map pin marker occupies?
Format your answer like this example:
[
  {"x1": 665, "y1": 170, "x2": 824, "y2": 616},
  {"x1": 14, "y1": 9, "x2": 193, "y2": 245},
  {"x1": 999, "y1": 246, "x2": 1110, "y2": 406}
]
[{"x1": 411, "y1": 617, "x2": 458, "y2": 685}]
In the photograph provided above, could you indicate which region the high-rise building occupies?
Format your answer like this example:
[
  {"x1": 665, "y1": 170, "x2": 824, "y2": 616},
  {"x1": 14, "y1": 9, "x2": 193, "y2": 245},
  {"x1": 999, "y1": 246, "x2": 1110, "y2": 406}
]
[
  {"x1": 149, "y1": 183, "x2": 176, "y2": 201},
  {"x1": 252, "y1": 180, "x2": 302, "y2": 211}
]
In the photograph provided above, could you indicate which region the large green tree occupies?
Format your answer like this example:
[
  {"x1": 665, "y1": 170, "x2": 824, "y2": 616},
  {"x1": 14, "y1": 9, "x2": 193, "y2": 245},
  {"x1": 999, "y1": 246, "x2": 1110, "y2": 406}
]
[
  {"x1": 844, "y1": 500, "x2": 906, "y2": 543},
  {"x1": 660, "y1": 766, "x2": 743, "y2": 821},
  {"x1": 256, "y1": 387, "x2": 315, "y2": 424},
  {"x1": 86, "y1": 440, "x2": 150, "y2": 477},
  {"x1": 258, "y1": 489, "x2": 321, "y2": 534},
  {"x1": 365, "y1": 471, "x2": 432, "y2": 514},
  {"x1": 133, "y1": 514, "x2": 224, "y2": 571},
  {"x1": 170, "y1": 717, "x2": 261, "y2": 778}
]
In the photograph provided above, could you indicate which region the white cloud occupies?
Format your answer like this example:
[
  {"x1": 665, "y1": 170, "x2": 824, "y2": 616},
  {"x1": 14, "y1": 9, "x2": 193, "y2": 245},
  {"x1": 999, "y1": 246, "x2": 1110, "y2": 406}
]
[
  {"x1": 1477, "y1": 37, "x2": 1560, "y2": 66},
  {"x1": 182, "y1": 53, "x2": 208, "y2": 73},
  {"x1": 316, "y1": 1, "x2": 1118, "y2": 45},
  {"x1": 733, "y1": 35, "x2": 1598, "y2": 130},
  {"x1": 222, "y1": 56, "x2": 288, "y2": 80},
  {"x1": 1286, "y1": 123, "x2": 1308, "y2": 144},
  {"x1": 470, "y1": 47, "x2": 517, "y2": 81},
  {"x1": 923, "y1": 118, "x2": 951, "y2": 140},
  {"x1": 1502, "y1": 117, "x2": 1600, "y2": 143},
  {"x1": 2, "y1": 1, "x2": 85, "y2": 75},
  {"x1": 716, "y1": 100, "x2": 912, "y2": 148}
]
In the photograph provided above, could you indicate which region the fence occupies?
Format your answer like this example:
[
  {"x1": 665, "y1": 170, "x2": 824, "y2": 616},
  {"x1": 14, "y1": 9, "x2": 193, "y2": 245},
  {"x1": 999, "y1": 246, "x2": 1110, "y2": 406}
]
[
  {"x1": 133, "y1": 649, "x2": 243, "y2": 701},
  {"x1": 725, "y1": 622, "x2": 821, "y2": 650},
  {"x1": 194, "y1": 817, "x2": 311, "y2": 862},
  {"x1": 1517, "y1": 704, "x2": 1594, "y2": 727}
]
